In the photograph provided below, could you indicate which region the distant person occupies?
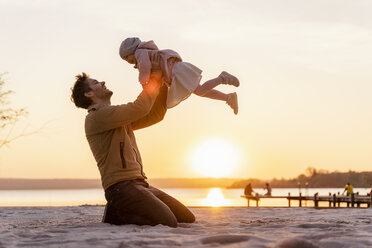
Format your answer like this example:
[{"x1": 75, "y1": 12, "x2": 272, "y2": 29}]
[
  {"x1": 343, "y1": 182, "x2": 354, "y2": 196},
  {"x1": 244, "y1": 183, "x2": 255, "y2": 196},
  {"x1": 71, "y1": 72, "x2": 195, "y2": 227},
  {"x1": 264, "y1": 183, "x2": 272, "y2": 196},
  {"x1": 119, "y1": 37, "x2": 239, "y2": 114}
]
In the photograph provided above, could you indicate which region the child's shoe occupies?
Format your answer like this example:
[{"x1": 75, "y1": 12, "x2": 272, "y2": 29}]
[
  {"x1": 219, "y1": 71, "x2": 240, "y2": 87},
  {"x1": 226, "y1": 92, "x2": 238, "y2": 115}
]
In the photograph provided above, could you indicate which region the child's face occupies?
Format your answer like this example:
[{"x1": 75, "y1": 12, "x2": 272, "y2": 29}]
[{"x1": 124, "y1": 54, "x2": 137, "y2": 65}]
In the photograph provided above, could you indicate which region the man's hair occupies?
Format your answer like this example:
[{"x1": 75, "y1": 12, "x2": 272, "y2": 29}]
[{"x1": 70, "y1": 72, "x2": 92, "y2": 109}]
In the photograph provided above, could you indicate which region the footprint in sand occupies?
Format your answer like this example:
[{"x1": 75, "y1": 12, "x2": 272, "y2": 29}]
[
  {"x1": 276, "y1": 238, "x2": 318, "y2": 248},
  {"x1": 201, "y1": 234, "x2": 250, "y2": 245}
]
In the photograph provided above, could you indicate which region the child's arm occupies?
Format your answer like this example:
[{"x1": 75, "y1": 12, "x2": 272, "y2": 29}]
[{"x1": 135, "y1": 49, "x2": 152, "y2": 84}]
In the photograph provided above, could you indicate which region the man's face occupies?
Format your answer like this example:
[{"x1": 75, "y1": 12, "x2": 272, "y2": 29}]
[{"x1": 85, "y1": 78, "x2": 113, "y2": 102}]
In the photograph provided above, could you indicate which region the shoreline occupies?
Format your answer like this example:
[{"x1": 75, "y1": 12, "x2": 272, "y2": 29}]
[{"x1": 1, "y1": 205, "x2": 370, "y2": 209}]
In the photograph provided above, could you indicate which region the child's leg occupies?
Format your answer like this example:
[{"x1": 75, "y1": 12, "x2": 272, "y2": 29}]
[
  {"x1": 193, "y1": 71, "x2": 240, "y2": 96},
  {"x1": 200, "y1": 89, "x2": 228, "y2": 101},
  {"x1": 194, "y1": 89, "x2": 239, "y2": 115},
  {"x1": 193, "y1": 77, "x2": 223, "y2": 96}
]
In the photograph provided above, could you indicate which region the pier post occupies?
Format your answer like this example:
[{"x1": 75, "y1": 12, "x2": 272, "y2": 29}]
[
  {"x1": 329, "y1": 192, "x2": 332, "y2": 207},
  {"x1": 351, "y1": 194, "x2": 355, "y2": 208},
  {"x1": 288, "y1": 192, "x2": 291, "y2": 207},
  {"x1": 247, "y1": 199, "x2": 250, "y2": 207},
  {"x1": 299, "y1": 193, "x2": 302, "y2": 207},
  {"x1": 314, "y1": 193, "x2": 318, "y2": 207},
  {"x1": 333, "y1": 194, "x2": 336, "y2": 207}
]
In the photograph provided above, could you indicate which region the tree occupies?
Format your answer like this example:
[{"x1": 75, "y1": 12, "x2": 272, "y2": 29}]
[
  {"x1": 305, "y1": 167, "x2": 317, "y2": 178},
  {"x1": 0, "y1": 73, "x2": 34, "y2": 149}
]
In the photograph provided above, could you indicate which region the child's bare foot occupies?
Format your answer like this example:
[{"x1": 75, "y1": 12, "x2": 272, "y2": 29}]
[
  {"x1": 219, "y1": 71, "x2": 240, "y2": 87},
  {"x1": 226, "y1": 92, "x2": 238, "y2": 115}
]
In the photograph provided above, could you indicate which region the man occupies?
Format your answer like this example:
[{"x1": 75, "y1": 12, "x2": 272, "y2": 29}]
[
  {"x1": 71, "y1": 72, "x2": 195, "y2": 227},
  {"x1": 244, "y1": 183, "x2": 254, "y2": 196},
  {"x1": 343, "y1": 182, "x2": 354, "y2": 196},
  {"x1": 264, "y1": 183, "x2": 272, "y2": 196}
]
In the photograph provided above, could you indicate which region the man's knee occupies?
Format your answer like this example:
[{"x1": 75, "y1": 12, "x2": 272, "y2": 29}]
[
  {"x1": 127, "y1": 208, "x2": 178, "y2": 227},
  {"x1": 178, "y1": 209, "x2": 196, "y2": 223},
  {"x1": 186, "y1": 212, "x2": 196, "y2": 223},
  {"x1": 159, "y1": 214, "x2": 178, "y2": 227},
  {"x1": 103, "y1": 204, "x2": 178, "y2": 227},
  {"x1": 150, "y1": 203, "x2": 178, "y2": 227}
]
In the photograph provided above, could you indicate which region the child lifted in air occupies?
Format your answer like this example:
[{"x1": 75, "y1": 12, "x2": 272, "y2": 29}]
[{"x1": 119, "y1": 37, "x2": 240, "y2": 114}]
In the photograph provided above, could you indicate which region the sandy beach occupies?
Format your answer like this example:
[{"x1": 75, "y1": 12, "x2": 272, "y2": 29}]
[{"x1": 0, "y1": 206, "x2": 371, "y2": 248}]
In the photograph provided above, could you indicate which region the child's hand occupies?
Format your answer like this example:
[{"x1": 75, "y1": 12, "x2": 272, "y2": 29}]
[{"x1": 149, "y1": 71, "x2": 162, "y2": 81}]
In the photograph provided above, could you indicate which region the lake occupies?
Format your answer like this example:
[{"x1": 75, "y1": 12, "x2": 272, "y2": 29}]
[{"x1": 0, "y1": 187, "x2": 370, "y2": 207}]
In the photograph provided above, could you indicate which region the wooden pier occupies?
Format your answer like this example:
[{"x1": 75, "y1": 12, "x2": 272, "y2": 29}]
[{"x1": 241, "y1": 192, "x2": 372, "y2": 208}]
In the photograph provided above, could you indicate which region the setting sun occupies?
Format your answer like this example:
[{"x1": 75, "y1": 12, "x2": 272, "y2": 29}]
[{"x1": 191, "y1": 138, "x2": 241, "y2": 178}]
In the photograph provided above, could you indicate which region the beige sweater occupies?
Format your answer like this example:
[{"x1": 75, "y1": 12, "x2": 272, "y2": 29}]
[{"x1": 85, "y1": 85, "x2": 167, "y2": 190}]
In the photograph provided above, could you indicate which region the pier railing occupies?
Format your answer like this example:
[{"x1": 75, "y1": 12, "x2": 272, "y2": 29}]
[{"x1": 241, "y1": 192, "x2": 372, "y2": 208}]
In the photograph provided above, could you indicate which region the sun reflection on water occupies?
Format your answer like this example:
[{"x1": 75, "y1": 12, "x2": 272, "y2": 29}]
[{"x1": 201, "y1": 188, "x2": 231, "y2": 207}]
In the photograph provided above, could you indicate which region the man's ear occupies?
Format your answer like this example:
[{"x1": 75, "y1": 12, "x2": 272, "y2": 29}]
[{"x1": 84, "y1": 91, "x2": 94, "y2": 98}]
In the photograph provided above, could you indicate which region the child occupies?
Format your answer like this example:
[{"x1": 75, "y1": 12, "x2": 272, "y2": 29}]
[{"x1": 119, "y1": 37, "x2": 240, "y2": 114}]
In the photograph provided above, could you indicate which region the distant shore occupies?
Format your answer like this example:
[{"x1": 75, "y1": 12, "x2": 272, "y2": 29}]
[{"x1": 1, "y1": 169, "x2": 372, "y2": 190}]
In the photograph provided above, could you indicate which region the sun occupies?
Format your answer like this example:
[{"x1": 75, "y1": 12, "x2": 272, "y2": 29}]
[{"x1": 191, "y1": 138, "x2": 241, "y2": 178}]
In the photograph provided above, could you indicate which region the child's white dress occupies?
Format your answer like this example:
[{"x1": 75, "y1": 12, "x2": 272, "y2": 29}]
[
  {"x1": 166, "y1": 62, "x2": 202, "y2": 108},
  {"x1": 132, "y1": 40, "x2": 203, "y2": 108}
]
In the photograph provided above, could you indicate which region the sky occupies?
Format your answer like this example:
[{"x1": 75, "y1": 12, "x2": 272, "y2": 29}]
[{"x1": 0, "y1": 0, "x2": 371, "y2": 180}]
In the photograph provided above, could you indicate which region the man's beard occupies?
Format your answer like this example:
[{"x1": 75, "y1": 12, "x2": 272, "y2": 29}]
[
  {"x1": 98, "y1": 90, "x2": 113, "y2": 101},
  {"x1": 105, "y1": 90, "x2": 113, "y2": 97}
]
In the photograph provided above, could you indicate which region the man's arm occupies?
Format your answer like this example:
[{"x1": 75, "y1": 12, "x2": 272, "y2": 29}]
[
  {"x1": 131, "y1": 84, "x2": 167, "y2": 130},
  {"x1": 85, "y1": 76, "x2": 162, "y2": 135},
  {"x1": 342, "y1": 187, "x2": 347, "y2": 195}
]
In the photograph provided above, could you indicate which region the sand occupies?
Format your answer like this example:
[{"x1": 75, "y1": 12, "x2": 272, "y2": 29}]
[{"x1": 0, "y1": 206, "x2": 371, "y2": 248}]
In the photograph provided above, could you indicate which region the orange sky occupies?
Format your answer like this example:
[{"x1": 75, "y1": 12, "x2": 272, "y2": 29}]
[{"x1": 0, "y1": 0, "x2": 371, "y2": 179}]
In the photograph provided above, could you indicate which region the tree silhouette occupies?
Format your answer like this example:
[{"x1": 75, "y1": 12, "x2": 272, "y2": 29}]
[
  {"x1": 0, "y1": 73, "x2": 37, "y2": 149},
  {"x1": 305, "y1": 167, "x2": 317, "y2": 178}
]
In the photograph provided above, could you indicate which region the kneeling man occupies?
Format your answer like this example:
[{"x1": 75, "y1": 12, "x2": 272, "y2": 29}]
[{"x1": 71, "y1": 72, "x2": 195, "y2": 227}]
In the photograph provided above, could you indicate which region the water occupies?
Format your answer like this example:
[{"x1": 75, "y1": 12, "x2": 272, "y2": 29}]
[{"x1": 0, "y1": 188, "x2": 370, "y2": 207}]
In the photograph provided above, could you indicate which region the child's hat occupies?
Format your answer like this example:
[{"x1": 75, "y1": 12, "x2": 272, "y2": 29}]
[{"x1": 119, "y1": 37, "x2": 141, "y2": 59}]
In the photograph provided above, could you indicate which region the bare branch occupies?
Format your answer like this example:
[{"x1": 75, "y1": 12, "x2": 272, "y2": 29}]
[
  {"x1": 0, "y1": 122, "x2": 47, "y2": 149},
  {"x1": 0, "y1": 72, "x2": 37, "y2": 150}
]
